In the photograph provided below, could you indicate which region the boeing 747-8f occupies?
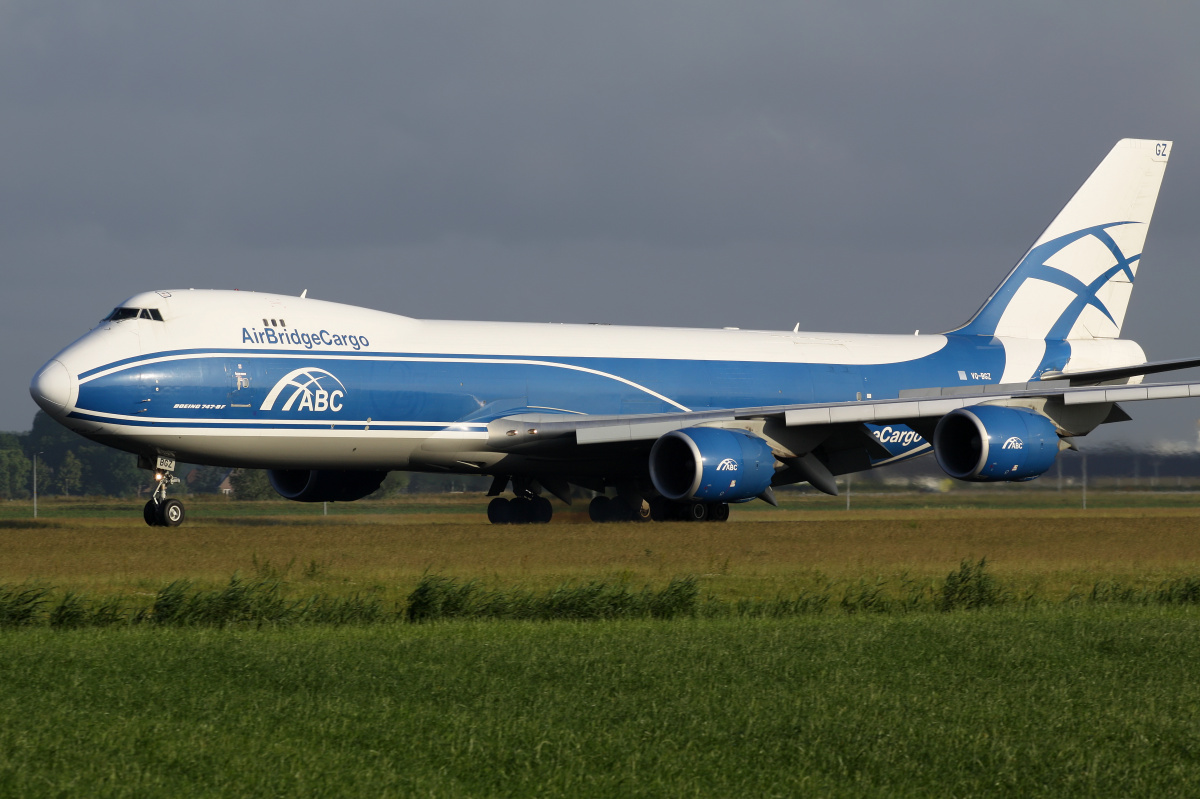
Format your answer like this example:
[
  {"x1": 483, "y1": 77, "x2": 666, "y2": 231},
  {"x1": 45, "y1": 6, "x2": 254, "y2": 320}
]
[{"x1": 31, "y1": 139, "x2": 1200, "y2": 526}]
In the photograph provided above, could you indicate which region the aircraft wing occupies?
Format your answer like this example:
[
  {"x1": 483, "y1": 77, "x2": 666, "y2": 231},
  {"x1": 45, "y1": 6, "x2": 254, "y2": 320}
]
[{"x1": 484, "y1": 377, "x2": 1200, "y2": 453}]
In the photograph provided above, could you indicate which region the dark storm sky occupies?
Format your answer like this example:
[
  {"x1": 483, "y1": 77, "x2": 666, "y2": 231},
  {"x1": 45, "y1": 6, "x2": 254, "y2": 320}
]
[{"x1": 4, "y1": 2, "x2": 1199, "y2": 445}]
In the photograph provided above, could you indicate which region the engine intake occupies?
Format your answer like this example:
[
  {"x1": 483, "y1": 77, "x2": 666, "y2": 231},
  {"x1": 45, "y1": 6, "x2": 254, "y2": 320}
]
[
  {"x1": 650, "y1": 427, "x2": 776, "y2": 502},
  {"x1": 934, "y1": 405, "x2": 1059, "y2": 482},
  {"x1": 267, "y1": 469, "x2": 388, "y2": 502}
]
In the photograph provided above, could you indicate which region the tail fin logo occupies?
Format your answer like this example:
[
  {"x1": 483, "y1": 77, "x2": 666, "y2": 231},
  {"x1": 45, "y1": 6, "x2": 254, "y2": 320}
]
[
  {"x1": 959, "y1": 221, "x2": 1142, "y2": 340},
  {"x1": 259, "y1": 367, "x2": 347, "y2": 412}
]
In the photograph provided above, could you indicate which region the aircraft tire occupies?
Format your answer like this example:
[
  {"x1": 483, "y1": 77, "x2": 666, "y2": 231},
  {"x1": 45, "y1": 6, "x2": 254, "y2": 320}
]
[
  {"x1": 685, "y1": 501, "x2": 708, "y2": 522},
  {"x1": 531, "y1": 496, "x2": 553, "y2": 524},
  {"x1": 588, "y1": 496, "x2": 610, "y2": 523},
  {"x1": 709, "y1": 503, "x2": 730, "y2": 522},
  {"x1": 606, "y1": 499, "x2": 634, "y2": 522},
  {"x1": 143, "y1": 500, "x2": 161, "y2": 527},
  {"x1": 510, "y1": 497, "x2": 533, "y2": 524},
  {"x1": 487, "y1": 497, "x2": 511, "y2": 524},
  {"x1": 159, "y1": 499, "x2": 185, "y2": 527}
]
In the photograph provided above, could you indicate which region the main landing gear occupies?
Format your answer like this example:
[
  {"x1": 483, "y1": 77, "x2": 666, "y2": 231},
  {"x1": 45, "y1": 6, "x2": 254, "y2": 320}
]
[
  {"x1": 588, "y1": 495, "x2": 730, "y2": 523},
  {"x1": 487, "y1": 495, "x2": 553, "y2": 525},
  {"x1": 485, "y1": 475, "x2": 557, "y2": 524},
  {"x1": 482, "y1": 477, "x2": 731, "y2": 525},
  {"x1": 140, "y1": 455, "x2": 185, "y2": 527}
]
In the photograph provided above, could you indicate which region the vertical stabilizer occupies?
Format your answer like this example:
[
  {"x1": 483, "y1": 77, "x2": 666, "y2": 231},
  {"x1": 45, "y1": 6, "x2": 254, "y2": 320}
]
[{"x1": 954, "y1": 139, "x2": 1171, "y2": 341}]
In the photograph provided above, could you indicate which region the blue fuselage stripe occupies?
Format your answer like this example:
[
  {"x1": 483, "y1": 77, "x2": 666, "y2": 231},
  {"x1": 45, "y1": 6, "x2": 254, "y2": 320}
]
[{"x1": 78, "y1": 339, "x2": 1001, "y2": 418}]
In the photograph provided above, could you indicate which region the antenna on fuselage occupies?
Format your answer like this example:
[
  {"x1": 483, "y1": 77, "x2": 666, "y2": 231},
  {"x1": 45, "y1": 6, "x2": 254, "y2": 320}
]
[{"x1": 300, "y1": 289, "x2": 308, "y2": 298}]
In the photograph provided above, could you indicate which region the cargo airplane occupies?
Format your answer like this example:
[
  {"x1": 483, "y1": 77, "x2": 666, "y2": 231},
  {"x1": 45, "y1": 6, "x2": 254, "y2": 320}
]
[{"x1": 29, "y1": 139, "x2": 1200, "y2": 526}]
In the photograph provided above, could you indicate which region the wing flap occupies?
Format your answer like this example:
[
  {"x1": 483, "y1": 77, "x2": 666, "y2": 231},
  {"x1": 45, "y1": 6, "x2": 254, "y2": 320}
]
[{"x1": 576, "y1": 420, "x2": 694, "y2": 445}]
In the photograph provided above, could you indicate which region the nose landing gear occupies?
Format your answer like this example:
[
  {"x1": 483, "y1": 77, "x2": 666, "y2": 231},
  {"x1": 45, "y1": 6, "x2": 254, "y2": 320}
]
[{"x1": 140, "y1": 455, "x2": 185, "y2": 527}]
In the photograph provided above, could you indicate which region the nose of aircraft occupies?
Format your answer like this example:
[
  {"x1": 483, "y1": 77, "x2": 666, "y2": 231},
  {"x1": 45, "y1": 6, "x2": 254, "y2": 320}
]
[{"x1": 30, "y1": 359, "x2": 73, "y2": 417}]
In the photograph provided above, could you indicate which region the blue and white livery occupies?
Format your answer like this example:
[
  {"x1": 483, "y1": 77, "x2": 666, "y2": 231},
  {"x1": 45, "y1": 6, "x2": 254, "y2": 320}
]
[{"x1": 30, "y1": 139, "x2": 1200, "y2": 525}]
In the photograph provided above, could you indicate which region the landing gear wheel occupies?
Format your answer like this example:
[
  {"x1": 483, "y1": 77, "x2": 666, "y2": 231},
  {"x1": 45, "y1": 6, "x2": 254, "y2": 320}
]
[
  {"x1": 606, "y1": 500, "x2": 633, "y2": 523},
  {"x1": 143, "y1": 463, "x2": 184, "y2": 527},
  {"x1": 509, "y1": 497, "x2": 532, "y2": 524},
  {"x1": 531, "y1": 496, "x2": 553, "y2": 524},
  {"x1": 588, "y1": 496, "x2": 611, "y2": 523},
  {"x1": 709, "y1": 503, "x2": 730, "y2": 522},
  {"x1": 158, "y1": 499, "x2": 185, "y2": 527},
  {"x1": 686, "y1": 501, "x2": 709, "y2": 522},
  {"x1": 487, "y1": 497, "x2": 512, "y2": 524}
]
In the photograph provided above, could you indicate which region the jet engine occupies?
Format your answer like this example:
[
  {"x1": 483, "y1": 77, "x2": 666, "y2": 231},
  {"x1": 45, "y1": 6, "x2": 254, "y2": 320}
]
[
  {"x1": 649, "y1": 427, "x2": 776, "y2": 502},
  {"x1": 933, "y1": 405, "x2": 1059, "y2": 482},
  {"x1": 267, "y1": 469, "x2": 388, "y2": 502}
]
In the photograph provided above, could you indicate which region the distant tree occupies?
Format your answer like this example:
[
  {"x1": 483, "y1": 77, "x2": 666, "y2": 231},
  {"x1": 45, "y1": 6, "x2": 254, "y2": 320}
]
[
  {"x1": 79, "y1": 447, "x2": 146, "y2": 497},
  {"x1": 34, "y1": 462, "x2": 53, "y2": 498},
  {"x1": 188, "y1": 465, "x2": 232, "y2": 493},
  {"x1": 405, "y1": 472, "x2": 490, "y2": 493},
  {"x1": 369, "y1": 471, "x2": 410, "y2": 498},
  {"x1": 0, "y1": 448, "x2": 30, "y2": 499},
  {"x1": 26, "y1": 411, "x2": 82, "y2": 466},
  {"x1": 229, "y1": 469, "x2": 276, "y2": 500},
  {"x1": 56, "y1": 452, "x2": 83, "y2": 496}
]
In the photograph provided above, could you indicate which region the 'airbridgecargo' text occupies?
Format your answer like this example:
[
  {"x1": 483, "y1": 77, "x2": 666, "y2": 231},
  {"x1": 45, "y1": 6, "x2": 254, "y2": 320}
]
[{"x1": 241, "y1": 328, "x2": 371, "y2": 350}]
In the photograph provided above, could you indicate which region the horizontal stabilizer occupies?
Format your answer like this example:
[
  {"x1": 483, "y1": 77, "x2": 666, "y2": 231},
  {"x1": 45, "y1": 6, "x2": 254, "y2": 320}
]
[{"x1": 1040, "y1": 356, "x2": 1200, "y2": 386}]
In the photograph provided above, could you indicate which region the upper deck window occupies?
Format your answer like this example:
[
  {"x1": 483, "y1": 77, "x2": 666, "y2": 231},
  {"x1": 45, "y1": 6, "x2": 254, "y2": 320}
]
[{"x1": 103, "y1": 307, "x2": 164, "y2": 322}]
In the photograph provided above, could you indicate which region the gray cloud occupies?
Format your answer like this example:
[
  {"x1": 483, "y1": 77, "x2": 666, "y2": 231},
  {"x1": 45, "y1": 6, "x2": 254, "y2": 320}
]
[{"x1": 3, "y1": 1, "x2": 1199, "y2": 444}]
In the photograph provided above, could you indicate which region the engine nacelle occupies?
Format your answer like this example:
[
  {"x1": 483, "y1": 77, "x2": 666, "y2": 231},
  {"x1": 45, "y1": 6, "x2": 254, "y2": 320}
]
[
  {"x1": 267, "y1": 469, "x2": 388, "y2": 502},
  {"x1": 933, "y1": 406, "x2": 1059, "y2": 482},
  {"x1": 649, "y1": 427, "x2": 776, "y2": 502}
]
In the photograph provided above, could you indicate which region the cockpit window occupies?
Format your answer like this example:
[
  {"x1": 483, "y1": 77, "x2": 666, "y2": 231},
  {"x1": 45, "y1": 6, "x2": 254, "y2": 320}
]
[{"x1": 103, "y1": 307, "x2": 164, "y2": 322}]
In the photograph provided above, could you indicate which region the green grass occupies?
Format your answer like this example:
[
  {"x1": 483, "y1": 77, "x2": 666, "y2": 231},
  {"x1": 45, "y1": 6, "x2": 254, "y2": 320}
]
[
  {"x1": 3, "y1": 607, "x2": 1200, "y2": 797},
  {"x1": 10, "y1": 559, "x2": 1200, "y2": 631},
  {"x1": 5, "y1": 500, "x2": 1200, "y2": 795}
]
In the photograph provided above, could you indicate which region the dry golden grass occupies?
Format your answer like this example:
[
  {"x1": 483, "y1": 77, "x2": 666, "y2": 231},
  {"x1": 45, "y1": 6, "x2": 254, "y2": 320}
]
[{"x1": 4, "y1": 497, "x2": 1200, "y2": 602}]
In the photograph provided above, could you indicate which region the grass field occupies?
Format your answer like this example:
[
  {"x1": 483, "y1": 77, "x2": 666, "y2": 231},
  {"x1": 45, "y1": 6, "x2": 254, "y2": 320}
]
[
  {"x1": 5, "y1": 492, "x2": 1200, "y2": 796},
  {"x1": 4, "y1": 491, "x2": 1200, "y2": 603},
  {"x1": 4, "y1": 609, "x2": 1200, "y2": 797}
]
